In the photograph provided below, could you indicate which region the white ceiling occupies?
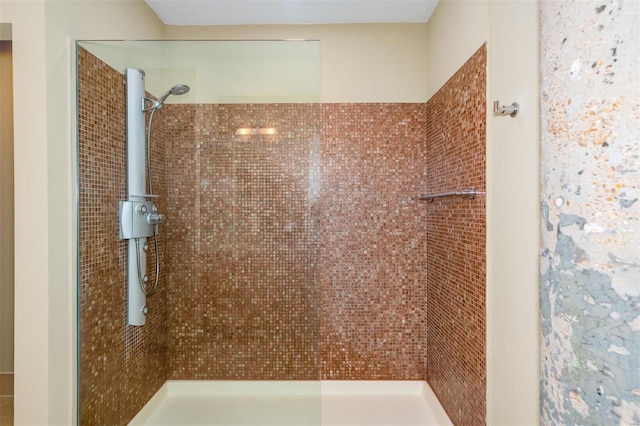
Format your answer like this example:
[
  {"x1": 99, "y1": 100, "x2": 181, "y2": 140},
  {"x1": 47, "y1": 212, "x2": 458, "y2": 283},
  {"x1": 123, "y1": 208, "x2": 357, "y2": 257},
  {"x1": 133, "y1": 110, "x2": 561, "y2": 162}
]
[{"x1": 145, "y1": 0, "x2": 440, "y2": 26}]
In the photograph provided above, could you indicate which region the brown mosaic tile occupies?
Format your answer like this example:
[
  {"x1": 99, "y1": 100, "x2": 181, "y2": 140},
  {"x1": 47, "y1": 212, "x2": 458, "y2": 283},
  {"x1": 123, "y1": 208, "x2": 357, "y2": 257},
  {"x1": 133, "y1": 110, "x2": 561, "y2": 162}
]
[
  {"x1": 165, "y1": 104, "x2": 322, "y2": 380},
  {"x1": 165, "y1": 103, "x2": 430, "y2": 383},
  {"x1": 425, "y1": 44, "x2": 487, "y2": 425},
  {"x1": 320, "y1": 104, "x2": 429, "y2": 380},
  {"x1": 78, "y1": 46, "x2": 168, "y2": 426}
]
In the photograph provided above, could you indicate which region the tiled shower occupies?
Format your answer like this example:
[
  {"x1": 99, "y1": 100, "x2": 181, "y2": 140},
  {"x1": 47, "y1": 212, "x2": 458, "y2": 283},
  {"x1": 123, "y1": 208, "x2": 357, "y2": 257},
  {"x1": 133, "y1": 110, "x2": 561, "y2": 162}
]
[
  {"x1": 166, "y1": 103, "x2": 322, "y2": 380},
  {"x1": 78, "y1": 43, "x2": 486, "y2": 425}
]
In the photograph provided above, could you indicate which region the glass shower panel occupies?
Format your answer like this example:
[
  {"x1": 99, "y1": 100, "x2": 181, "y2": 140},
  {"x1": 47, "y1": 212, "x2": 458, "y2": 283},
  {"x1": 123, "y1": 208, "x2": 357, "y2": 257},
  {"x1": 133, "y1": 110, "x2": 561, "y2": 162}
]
[
  {"x1": 76, "y1": 40, "x2": 321, "y2": 426},
  {"x1": 190, "y1": 104, "x2": 321, "y2": 379}
]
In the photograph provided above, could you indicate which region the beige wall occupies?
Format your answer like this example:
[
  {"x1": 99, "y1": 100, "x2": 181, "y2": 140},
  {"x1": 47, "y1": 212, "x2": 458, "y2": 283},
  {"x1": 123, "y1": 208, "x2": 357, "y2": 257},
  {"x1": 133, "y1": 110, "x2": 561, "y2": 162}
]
[
  {"x1": 0, "y1": 0, "x2": 164, "y2": 424},
  {"x1": 0, "y1": 4, "x2": 49, "y2": 425},
  {"x1": 425, "y1": 0, "x2": 489, "y2": 99},
  {"x1": 0, "y1": 37, "x2": 14, "y2": 374},
  {"x1": 79, "y1": 24, "x2": 430, "y2": 104},
  {"x1": 487, "y1": 1, "x2": 540, "y2": 424},
  {"x1": 80, "y1": 40, "x2": 321, "y2": 104},
  {"x1": 427, "y1": 0, "x2": 540, "y2": 424},
  {"x1": 165, "y1": 24, "x2": 429, "y2": 103}
]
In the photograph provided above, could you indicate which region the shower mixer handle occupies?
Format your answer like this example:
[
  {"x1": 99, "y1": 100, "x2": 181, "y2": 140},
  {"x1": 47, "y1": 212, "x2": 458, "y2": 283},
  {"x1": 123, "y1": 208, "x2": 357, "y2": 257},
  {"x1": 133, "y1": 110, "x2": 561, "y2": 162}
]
[{"x1": 147, "y1": 212, "x2": 164, "y2": 225}]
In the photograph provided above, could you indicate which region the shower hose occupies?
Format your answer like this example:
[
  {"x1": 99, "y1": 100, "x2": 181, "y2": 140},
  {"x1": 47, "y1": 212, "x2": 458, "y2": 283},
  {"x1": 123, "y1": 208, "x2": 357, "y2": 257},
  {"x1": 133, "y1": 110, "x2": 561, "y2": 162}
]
[{"x1": 135, "y1": 106, "x2": 161, "y2": 296}]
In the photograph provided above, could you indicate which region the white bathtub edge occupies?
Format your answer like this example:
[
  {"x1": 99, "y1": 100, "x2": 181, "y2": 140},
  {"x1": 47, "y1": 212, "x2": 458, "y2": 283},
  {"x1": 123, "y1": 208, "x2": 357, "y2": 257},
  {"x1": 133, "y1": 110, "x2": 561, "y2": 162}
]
[
  {"x1": 164, "y1": 380, "x2": 322, "y2": 396},
  {"x1": 159, "y1": 380, "x2": 430, "y2": 397},
  {"x1": 419, "y1": 382, "x2": 453, "y2": 425},
  {"x1": 129, "y1": 380, "x2": 453, "y2": 426},
  {"x1": 128, "y1": 383, "x2": 170, "y2": 426},
  {"x1": 321, "y1": 380, "x2": 426, "y2": 396}
]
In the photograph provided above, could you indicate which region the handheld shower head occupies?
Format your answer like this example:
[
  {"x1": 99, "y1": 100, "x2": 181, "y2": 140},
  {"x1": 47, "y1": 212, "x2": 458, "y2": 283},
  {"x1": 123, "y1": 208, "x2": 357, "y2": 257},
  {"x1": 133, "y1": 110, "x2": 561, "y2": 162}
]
[
  {"x1": 170, "y1": 84, "x2": 190, "y2": 96},
  {"x1": 143, "y1": 84, "x2": 191, "y2": 112},
  {"x1": 157, "y1": 84, "x2": 191, "y2": 105}
]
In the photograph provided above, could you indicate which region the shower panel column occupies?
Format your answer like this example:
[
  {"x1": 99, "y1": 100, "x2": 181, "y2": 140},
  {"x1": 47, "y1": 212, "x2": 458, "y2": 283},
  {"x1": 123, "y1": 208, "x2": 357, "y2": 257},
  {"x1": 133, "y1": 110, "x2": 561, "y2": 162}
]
[{"x1": 119, "y1": 68, "x2": 153, "y2": 326}]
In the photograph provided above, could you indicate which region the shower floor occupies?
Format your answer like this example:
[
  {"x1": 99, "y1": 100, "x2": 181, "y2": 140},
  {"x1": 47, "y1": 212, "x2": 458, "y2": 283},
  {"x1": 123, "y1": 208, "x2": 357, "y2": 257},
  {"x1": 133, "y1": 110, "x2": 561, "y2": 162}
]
[{"x1": 129, "y1": 380, "x2": 452, "y2": 426}]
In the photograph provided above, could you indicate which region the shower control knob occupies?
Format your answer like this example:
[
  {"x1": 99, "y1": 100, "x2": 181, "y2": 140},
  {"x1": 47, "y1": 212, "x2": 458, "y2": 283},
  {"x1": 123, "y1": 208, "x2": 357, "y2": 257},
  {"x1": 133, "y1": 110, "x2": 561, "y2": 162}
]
[
  {"x1": 147, "y1": 212, "x2": 164, "y2": 225},
  {"x1": 136, "y1": 204, "x2": 148, "y2": 215}
]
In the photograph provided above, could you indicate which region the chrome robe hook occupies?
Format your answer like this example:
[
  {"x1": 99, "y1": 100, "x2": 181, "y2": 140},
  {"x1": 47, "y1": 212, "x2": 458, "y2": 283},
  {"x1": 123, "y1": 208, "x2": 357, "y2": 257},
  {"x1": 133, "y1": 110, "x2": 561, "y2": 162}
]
[{"x1": 493, "y1": 100, "x2": 519, "y2": 117}]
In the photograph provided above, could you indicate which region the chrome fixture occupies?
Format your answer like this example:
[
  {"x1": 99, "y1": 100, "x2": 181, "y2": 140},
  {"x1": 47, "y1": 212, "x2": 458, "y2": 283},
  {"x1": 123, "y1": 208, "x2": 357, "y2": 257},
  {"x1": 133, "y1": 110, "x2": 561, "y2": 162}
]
[
  {"x1": 120, "y1": 69, "x2": 190, "y2": 326},
  {"x1": 493, "y1": 100, "x2": 519, "y2": 117},
  {"x1": 419, "y1": 187, "x2": 486, "y2": 202},
  {"x1": 143, "y1": 84, "x2": 190, "y2": 112}
]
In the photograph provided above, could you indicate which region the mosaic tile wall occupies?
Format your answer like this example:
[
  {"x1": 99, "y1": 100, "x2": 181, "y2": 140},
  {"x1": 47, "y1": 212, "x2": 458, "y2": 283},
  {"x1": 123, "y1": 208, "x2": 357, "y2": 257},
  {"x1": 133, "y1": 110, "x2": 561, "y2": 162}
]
[
  {"x1": 78, "y1": 47, "x2": 168, "y2": 425},
  {"x1": 164, "y1": 103, "x2": 430, "y2": 381},
  {"x1": 165, "y1": 104, "x2": 322, "y2": 379},
  {"x1": 540, "y1": 2, "x2": 640, "y2": 424},
  {"x1": 320, "y1": 104, "x2": 428, "y2": 379},
  {"x1": 425, "y1": 45, "x2": 487, "y2": 425}
]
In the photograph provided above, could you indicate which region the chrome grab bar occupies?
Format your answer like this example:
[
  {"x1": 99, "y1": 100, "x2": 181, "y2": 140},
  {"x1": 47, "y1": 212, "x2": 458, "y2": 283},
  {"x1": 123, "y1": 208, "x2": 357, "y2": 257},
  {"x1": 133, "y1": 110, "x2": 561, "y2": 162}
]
[{"x1": 418, "y1": 187, "x2": 485, "y2": 202}]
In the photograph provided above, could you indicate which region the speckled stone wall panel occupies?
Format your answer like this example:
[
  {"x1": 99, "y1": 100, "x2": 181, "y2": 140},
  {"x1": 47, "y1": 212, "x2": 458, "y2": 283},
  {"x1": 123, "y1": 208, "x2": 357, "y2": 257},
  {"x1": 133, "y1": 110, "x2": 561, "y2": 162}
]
[
  {"x1": 425, "y1": 44, "x2": 487, "y2": 426},
  {"x1": 540, "y1": 1, "x2": 640, "y2": 424},
  {"x1": 320, "y1": 104, "x2": 428, "y2": 380},
  {"x1": 166, "y1": 104, "x2": 321, "y2": 379},
  {"x1": 78, "y1": 47, "x2": 168, "y2": 425}
]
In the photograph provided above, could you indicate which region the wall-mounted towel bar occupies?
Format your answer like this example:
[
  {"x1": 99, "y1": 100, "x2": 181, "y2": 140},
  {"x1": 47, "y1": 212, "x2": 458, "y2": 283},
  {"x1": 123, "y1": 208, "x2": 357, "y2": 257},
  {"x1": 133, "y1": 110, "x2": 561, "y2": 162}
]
[{"x1": 418, "y1": 187, "x2": 485, "y2": 202}]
